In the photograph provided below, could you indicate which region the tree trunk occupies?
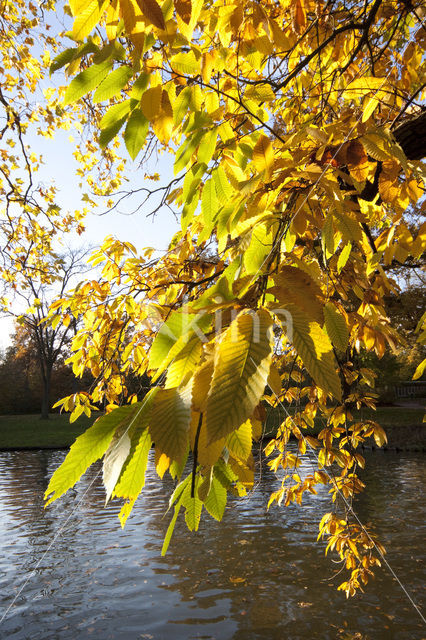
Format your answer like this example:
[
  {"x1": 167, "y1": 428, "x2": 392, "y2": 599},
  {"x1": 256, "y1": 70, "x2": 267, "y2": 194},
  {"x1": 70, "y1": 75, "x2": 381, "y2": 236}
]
[
  {"x1": 392, "y1": 110, "x2": 426, "y2": 161},
  {"x1": 40, "y1": 367, "x2": 51, "y2": 420}
]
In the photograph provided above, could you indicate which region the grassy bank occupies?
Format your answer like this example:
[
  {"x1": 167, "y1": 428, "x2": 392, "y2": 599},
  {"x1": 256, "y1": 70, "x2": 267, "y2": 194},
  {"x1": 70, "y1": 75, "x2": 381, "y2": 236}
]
[
  {"x1": 264, "y1": 405, "x2": 425, "y2": 436},
  {"x1": 0, "y1": 413, "x2": 98, "y2": 449},
  {"x1": 0, "y1": 406, "x2": 423, "y2": 450}
]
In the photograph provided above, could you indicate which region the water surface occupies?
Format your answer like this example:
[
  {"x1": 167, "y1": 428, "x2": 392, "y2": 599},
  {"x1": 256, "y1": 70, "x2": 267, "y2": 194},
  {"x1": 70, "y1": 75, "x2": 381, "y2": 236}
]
[{"x1": 0, "y1": 448, "x2": 424, "y2": 639}]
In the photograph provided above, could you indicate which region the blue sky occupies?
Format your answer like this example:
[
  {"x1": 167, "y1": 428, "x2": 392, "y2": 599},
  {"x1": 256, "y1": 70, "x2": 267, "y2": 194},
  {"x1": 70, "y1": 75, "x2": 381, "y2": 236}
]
[{"x1": 0, "y1": 128, "x2": 180, "y2": 350}]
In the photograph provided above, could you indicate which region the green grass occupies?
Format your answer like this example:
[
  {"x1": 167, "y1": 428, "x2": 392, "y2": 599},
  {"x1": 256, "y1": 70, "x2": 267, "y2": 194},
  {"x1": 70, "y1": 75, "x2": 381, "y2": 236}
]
[
  {"x1": 264, "y1": 405, "x2": 425, "y2": 436},
  {"x1": 0, "y1": 405, "x2": 423, "y2": 449},
  {"x1": 352, "y1": 406, "x2": 425, "y2": 426},
  {"x1": 0, "y1": 413, "x2": 100, "y2": 449}
]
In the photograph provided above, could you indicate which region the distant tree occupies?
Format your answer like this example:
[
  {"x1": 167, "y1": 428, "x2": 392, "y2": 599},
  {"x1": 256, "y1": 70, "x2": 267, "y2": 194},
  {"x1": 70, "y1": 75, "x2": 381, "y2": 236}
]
[
  {"x1": 0, "y1": 325, "x2": 39, "y2": 414},
  {"x1": 1, "y1": 247, "x2": 91, "y2": 418},
  {"x1": 0, "y1": 321, "x2": 94, "y2": 415}
]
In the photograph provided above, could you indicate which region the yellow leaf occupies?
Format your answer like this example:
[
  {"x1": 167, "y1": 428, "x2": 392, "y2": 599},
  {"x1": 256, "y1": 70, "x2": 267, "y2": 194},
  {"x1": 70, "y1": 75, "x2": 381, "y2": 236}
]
[
  {"x1": 135, "y1": 0, "x2": 165, "y2": 29},
  {"x1": 165, "y1": 335, "x2": 202, "y2": 388},
  {"x1": 291, "y1": 0, "x2": 306, "y2": 34},
  {"x1": 285, "y1": 304, "x2": 342, "y2": 401},
  {"x1": 119, "y1": 0, "x2": 138, "y2": 33},
  {"x1": 155, "y1": 450, "x2": 171, "y2": 478},
  {"x1": 226, "y1": 419, "x2": 252, "y2": 462},
  {"x1": 269, "y1": 265, "x2": 324, "y2": 325},
  {"x1": 174, "y1": 0, "x2": 192, "y2": 24},
  {"x1": 72, "y1": 0, "x2": 109, "y2": 41},
  {"x1": 324, "y1": 303, "x2": 349, "y2": 352},
  {"x1": 229, "y1": 455, "x2": 254, "y2": 488},
  {"x1": 106, "y1": 0, "x2": 120, "y2": 39},
  {"x1": 373, "y1": 425, "x2": 387, "y2": 448},
  {"x1": 334, "y1": 213, "x2": 363, "y2": 243},
  {"x1": 344, "y1": 77, "x2": 389, "y2": 99},
  {"x1": 141, "y1": 85, "x2": 162, "y2": 122},
  {"x1": 201, "y1": 51, "x2": 216, "y2": 84},
  {"x1": 321, "y1": 214, "x2": 336, "y2": 259},
  {"x1": 205, "y1": 309, "x2": 273, "y2": 443},
  {"x1": 406, "y1": 179, "x2": 423, "y2": 204},
  {"x1": 362, "y1": 96, "x2": 380, "y2": 123},
  {"x1": 152, "y1": 90, "x2": 174, "y2": 144},
  {"x1": 252, "y1": 134, "x2": 274, "y2": 178},
  {"x1": 267, "y1": 363, "x2": 282, "y2": 397},
  {"x1": 189, "y1": 411, "x2": 224, "y2": 466},
  {"x1": 337, "y1": 242, "x2": 352, "y2": 273},
  {"x1": 192, "y1": 358, "x2": 214, "y2": 412},
  {"x1": 413, "y1": 358, "x2": 426, "y2": 380},
  {"x1": 149, "y1": 386, "x2": 191, "y2": 462}
]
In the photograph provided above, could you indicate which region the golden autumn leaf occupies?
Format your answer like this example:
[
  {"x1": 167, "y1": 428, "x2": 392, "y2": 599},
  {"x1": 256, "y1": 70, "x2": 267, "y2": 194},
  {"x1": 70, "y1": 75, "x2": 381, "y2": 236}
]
[
  {"x1": 141, "y1": 85, "x2": 163, "y2": 122},
  {"x1": 136, "y1": 0, "x2": 166, "y2": 29},
  {"x1": 205, "y1": 309, "x2": 273, "y2": 443},
  {"x1": 269, "y1": 265, "x2": 324, "y2": 325},
  {"x1": 252, "y1": 134, "x2": 274, "y2": 177},
  {"x1": 291, "y1": 0, "x2": 306, "y2": 34},
  {"x1": 174, "y1": 0, "x2": 191, "y2": 24}
]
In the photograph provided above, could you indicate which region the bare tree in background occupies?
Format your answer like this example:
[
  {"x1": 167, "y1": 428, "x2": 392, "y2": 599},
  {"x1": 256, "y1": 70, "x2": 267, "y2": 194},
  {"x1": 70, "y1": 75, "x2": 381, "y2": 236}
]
[{"x1": 1, "y1": 246, "x2": 92, "y2": 419}]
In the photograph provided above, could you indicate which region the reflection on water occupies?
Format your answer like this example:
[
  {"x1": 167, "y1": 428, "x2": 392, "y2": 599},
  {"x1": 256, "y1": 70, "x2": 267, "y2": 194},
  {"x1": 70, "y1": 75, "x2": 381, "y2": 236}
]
[{"x1": 0, "y1": 447, "x2": 424, "y2": 639}]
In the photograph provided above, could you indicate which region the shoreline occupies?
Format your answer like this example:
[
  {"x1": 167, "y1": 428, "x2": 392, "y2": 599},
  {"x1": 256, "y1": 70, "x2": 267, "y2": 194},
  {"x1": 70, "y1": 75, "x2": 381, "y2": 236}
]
[{"x1": 0, "y1": 423, "x2": 424, "y2": 453}]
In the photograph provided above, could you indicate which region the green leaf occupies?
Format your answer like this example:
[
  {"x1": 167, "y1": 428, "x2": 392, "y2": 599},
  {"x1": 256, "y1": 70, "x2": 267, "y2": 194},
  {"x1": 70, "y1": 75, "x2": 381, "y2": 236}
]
[
  {"x1": 226, "y1": 419, "x2": 252, "y2": 461},
  {"x1": 162, "y1": 489, "x2": 185, "y2": 555},
  {"x1": 165, "y1": 335, "x2": 203, "y2": 388},
  {"x1": 149, "y1": 308, "x2": 203, "y2": 370},
  {"x1": 205, "y1": 309, "x2": 273, "y2": 443},
  {"x1": 189, "y1": 259, "x2": 239, "y2": 310},
  {"x1": 198, "y1": 178, "x2": 218, "y2": 243},
  {"x1": 149, "y1": 385, "x2": 192, "y2": 462},
  {"x1": 102, "y1": 425, "x2": 131, "y2": 505},
  {"x1": 182, "y1": 474, "x2": 202, "y2": 531},
  {"x1": 93, "y1": 66, "x2": 133, "y2": 103},
  {"x1": 124, "y1": 109, "x2": 149, "y2": 160},
  {"x1": 162, "y1": 473, "x2": 192, "y2": 555},
  {"x1": 168, "y1": 472, "x2": 192, "y2": 509},
  {"x1": 174, "y1": 130, "x2": 204, "y2": 174},
  {"x1": 197, "y1": 128, "x2": 218, "y2": 165},
  {"x1": 203, "y1": 474, "x2": 227, "y2": 521},
  {"x1": 171, "y1": 51, "x2": 200, "y2": 75},
  {"x1": 285, "y1": 304, "x2": 342, "y2": 401},
  {"x1": 114, "y1": 389, "x2": 157, "y2": 501},
  {"x1": 324, "y1": 303, "x2": 349, "y2": 352},
  {"x1": 50, "y1": 48, "x2": 77, "y2": 74},
  {"x1": 45, "y1": 403, "x2": 143, "y2": 506},
  {"x1": 181, "y1": 195, "x2": 198, "y2": 232},
  {"x1": 130, "y1": 72, "x2": 150, "y2": 100},
  {"x1": 64, "y1": 59, "x2": 112, "y2": 105},
  {"x1": 243, "y1": 223, "x2": 275, "y2": 275},
  {"x1": 212, "y1": 165, "x2": 233, "y2": 204},
  {"x1": 100, "y1": 99, "x2": 132, "y2": 129},
  {"x1": 173, "y1": 86, "x2": 192, "y2": 127},
  {"x1": 99, "y1": 117, "x2": 127, "y2": 149}
]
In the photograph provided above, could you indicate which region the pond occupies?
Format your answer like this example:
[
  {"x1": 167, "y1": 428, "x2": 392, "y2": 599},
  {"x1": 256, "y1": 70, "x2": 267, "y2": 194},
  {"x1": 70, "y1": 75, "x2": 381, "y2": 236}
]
[{"x1": 0, "y1": 447, "x2": 424, "y2": 639}]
